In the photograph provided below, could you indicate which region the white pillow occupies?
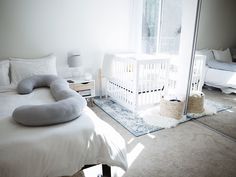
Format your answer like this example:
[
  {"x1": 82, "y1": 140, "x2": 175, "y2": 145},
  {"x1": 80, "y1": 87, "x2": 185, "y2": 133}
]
[
  {"x1": 10, "y1": 54, "x2": 57, "y2": 85},
  {"x1": 0, "y1": 60, "x2": 10, "y2": 86},
  {"x1": 196, "y1": 49, "x2": 215, "y2": 62},
  {"x1": 213, "y1": 48, "x2": 232, "y2": 62}
]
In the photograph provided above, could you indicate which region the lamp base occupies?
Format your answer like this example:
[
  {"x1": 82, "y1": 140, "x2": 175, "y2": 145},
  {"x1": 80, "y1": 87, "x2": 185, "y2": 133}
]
[
  {"x1": 84, "y1": 73, "x2": 92, "y2": 80},
  {"x1": 70, "y1": 67, "x2": 83, "y2": 78}
]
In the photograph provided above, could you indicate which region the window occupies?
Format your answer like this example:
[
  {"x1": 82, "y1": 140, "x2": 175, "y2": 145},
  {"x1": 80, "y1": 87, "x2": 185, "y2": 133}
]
[
  {"x1": 142, "y1": 0, "x2": 182, "y2": 54},
  {"x1": 142, "y1": 0, "x2": 160, "y2": 54}
]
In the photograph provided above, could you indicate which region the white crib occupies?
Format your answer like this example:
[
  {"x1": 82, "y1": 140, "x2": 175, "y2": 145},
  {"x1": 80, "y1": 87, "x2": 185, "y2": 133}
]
[
  {"x1": 167, "y1": 54, "x2": 206, "y2": 93},
  {"x1": 102, "y1": 53, "x2": 205, "y2": 113},
  {"x1": 105, "y1": 54, "x2": 170, "y2": 112},
  {"x1": 190, "y1": 55, "x2": 206, "y2": 91}
]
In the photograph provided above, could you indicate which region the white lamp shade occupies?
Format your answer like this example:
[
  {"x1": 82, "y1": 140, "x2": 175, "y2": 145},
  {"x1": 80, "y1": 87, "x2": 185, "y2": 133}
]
[{"x1": 68, "y1": 55, "x2": 82, "y2": 67}]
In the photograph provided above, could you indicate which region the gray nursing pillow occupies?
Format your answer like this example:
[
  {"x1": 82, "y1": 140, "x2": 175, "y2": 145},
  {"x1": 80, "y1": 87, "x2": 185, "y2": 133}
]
[
  {"x1": 17, "y1": 75, "x2": 59, "y2": 94},
  {"x1": 13, "y1": 75, "x2": 87, "y2": 126},
  {"x1": 50, "y1": 79, "x2": 79, "y2": 101}
]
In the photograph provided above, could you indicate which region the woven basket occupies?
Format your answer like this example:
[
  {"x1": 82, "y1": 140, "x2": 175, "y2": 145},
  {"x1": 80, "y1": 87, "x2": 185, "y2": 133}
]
[
  {"x1": 160, "y1": 98, "x2": 185, "y2": 120},
  {"x1": 187, "y1": 91, "x2": 204, "y2": 113}
]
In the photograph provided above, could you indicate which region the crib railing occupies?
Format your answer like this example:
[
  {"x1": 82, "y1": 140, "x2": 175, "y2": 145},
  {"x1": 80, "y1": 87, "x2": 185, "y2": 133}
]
[
  {"x1": 167, "y1": 55, "x2": 206, "y2": 93},
  {"x1": 107, "y1": 54, "x2": 169, "y2": 112},
  {"x1": 104, "y1": 53, "x2": 205, "y2": 112},
  {"x1": 190, "y1": 55, "x2": 206, "y2": 91}
]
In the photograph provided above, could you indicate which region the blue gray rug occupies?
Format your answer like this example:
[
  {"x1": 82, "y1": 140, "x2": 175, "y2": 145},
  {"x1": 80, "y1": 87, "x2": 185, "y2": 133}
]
[{"x1": 94, "y1": 98, "x2": 232, "y2": 137}]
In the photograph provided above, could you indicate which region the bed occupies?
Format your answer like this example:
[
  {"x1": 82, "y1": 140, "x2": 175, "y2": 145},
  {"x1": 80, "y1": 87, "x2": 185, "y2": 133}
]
[
  {"x1": 204, "y1": 66, "x2": 236, "y2": 94},
  {"x1": 0, "y1": 55, "x2": 128, "y2": 177},
  {"x1": 0, "y1": 87, "x2": 127, "y2": 177},
  {"x1": 196, "y1": 48, "x2": 236, "y2": 94}
]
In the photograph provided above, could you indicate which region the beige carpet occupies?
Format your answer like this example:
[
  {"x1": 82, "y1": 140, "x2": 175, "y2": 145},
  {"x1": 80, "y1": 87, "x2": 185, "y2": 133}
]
[
  {"x1": 64, "y1": 88, "x2": 236, "y2": 177},
  {"x1": 197, "y1": 88, "x2": 236, "y2": 139},
  {"x1": 63, "y1": 171, "x2": 84, "y2": 177},
  {"x1": 89, "y1": 89, "x2": 236, "y2": 177}
]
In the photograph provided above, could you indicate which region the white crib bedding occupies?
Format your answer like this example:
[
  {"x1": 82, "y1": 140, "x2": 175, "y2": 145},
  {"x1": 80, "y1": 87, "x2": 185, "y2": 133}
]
[{"x1": 0, "y1": 88, "x2": 127, "y2": 177}]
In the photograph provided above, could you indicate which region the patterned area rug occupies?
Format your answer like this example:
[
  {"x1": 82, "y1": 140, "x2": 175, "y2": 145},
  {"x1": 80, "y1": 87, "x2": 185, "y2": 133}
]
[{"x1": 94, "y1": 98, "x2": 232, "y2": 137}]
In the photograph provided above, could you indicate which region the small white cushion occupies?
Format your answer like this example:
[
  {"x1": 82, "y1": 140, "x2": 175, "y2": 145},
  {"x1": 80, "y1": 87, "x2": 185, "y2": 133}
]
[
  {"x1": 0, "y1": 60, "x2": 10, "y2": 86},
  {"x1": 10, "y1": 54, "x2": 57, "y2": 85},
  {"x1": 196, "y1": 49, "x2": 215, "y2": 62},
  {"x1": 213, "y1": 48, "x2": 232, "y2": 62}
]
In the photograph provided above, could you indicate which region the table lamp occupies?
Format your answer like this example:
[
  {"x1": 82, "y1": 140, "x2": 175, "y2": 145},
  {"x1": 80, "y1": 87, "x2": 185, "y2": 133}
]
[{"x1": 68, "y1": 50, "x2": 83, "y2": 78}]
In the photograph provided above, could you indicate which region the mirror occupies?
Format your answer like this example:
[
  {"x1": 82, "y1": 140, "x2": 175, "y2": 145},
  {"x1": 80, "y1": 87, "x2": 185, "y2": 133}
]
[{"x1": 188, "y1": 0, "x2": 236, "y2": 138}]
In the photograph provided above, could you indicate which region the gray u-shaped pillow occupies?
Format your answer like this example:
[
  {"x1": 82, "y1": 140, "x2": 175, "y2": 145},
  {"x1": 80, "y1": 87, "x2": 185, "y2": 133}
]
[{"x1": 13, "y1": 75, "x2": 87, "y2": 126}]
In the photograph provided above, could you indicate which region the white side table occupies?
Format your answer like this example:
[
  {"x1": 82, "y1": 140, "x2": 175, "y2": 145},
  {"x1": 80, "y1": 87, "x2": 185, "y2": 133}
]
[{"x1": 67, "y1": 78, "x2": 95, "y2": 106}]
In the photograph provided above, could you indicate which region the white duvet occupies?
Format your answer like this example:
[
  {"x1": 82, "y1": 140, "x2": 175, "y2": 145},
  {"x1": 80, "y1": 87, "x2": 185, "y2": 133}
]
[
  {"x1": 0, "y1": 88, "x2": 127, "y2": 177},
  {"x1": 205, "y1": 66, "x2": 236, "y2": 93}
]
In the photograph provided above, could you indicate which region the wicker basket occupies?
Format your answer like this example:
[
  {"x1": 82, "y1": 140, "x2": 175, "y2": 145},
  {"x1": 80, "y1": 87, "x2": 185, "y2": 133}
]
[
  {"x1": 160, "y1": 98, "x2": 185, "y2": 120},
  {"x1": 187, "y1": 91, "x2": 204, "y2": 113}
]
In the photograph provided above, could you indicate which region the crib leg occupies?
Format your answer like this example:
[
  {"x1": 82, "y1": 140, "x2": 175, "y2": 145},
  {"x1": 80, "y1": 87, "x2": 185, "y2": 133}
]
[
  {"x1": 99, "y1": 68, "x2": 103, "y2": 99},
  {"x1": 102, "y1": 164, "x2": 111, "y2": 177},
  {"x1": 105, "y1": 79, "x2": 109, "y2": 99}
]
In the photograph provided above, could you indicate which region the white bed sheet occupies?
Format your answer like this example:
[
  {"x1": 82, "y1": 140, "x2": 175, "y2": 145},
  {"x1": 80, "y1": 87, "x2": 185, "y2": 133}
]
[
  {"x1": 205, "y1": 66, "x2": 236, "y2": 93},
  {"x1": 0, "y1": 84, "x2": 17, "y2": 93},
  {"x1": 0, "y1": 88, "x2": 127, "y2": 177}
]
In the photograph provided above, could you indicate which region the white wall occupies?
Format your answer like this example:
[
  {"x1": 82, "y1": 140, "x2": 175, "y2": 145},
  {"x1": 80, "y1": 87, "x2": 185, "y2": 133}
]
[
  {"x1": 176, "y1": 0, "x2": 199, "y2": 100},
  {"x1": 0, "y1": 0, "x2": 132, "y2": 79},
  {"x1": 197, "y1": 0, "x2": 236, "y2": 49}
]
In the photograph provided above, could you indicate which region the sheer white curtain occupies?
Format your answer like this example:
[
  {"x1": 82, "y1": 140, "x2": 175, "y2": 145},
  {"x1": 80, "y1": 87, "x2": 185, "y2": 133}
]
[
  {"x1": 129, "y1": 0, "x2": 143, "y2": 53},
  {"x1": 141, "y1": 0, "x2": 160, "y2": 54},
  {"x1": 141, "y1": 0, "x2": 182, "y2": 54},
  {"x1": 158, "y1": 0, "x2": 182, "y2": 54}
]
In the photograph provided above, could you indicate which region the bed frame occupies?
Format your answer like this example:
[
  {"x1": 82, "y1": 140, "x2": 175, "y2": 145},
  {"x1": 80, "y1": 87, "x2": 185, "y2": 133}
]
[{"x1": 81, "y1": 164, "x2": 111, "y2": 177}]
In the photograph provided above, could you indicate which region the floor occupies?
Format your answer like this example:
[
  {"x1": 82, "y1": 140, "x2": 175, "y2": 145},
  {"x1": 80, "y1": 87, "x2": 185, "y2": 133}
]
[
  {"x1": 77, "y1": 88, "x2": 236, "y2": 177},
  {"x1": 197, "y1": 88, "x2": 236, "y2": 139}
]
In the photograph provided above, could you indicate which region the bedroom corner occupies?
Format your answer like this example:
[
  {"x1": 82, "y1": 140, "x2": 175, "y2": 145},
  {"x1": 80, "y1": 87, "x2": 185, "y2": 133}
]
[{"x1": 0, "y1": 0, "x2": 235, "y2": 177}]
